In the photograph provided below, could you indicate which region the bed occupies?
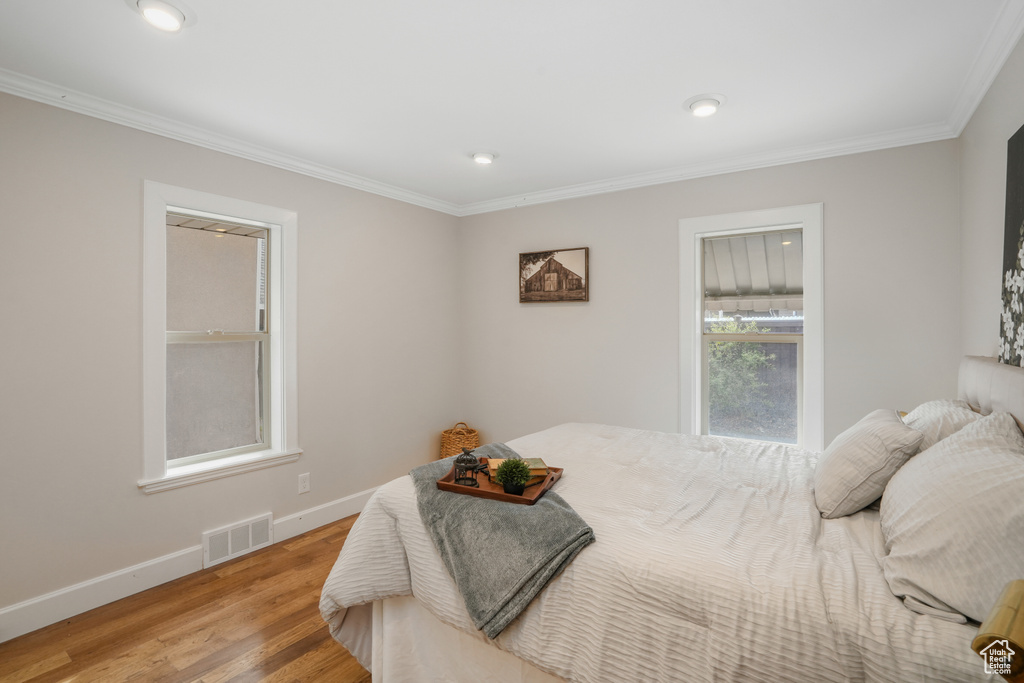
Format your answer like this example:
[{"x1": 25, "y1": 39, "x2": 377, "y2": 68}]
[{"x1": 320, "y1": 356, "x2": 1024, "y2": 682}]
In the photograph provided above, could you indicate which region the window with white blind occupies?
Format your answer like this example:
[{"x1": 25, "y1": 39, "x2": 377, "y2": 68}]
[
  {"x1": 680, "y1": 204, "x2": 823, "y2": 450},
  {"x1": 165, "y1": 214, "x2": 270, "y2": 464},
  {"x1": 141, "y1": 182, "x2": 300, "y2": 493}
]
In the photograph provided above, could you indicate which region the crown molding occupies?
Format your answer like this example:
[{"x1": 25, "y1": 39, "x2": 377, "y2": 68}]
[
  {"x1": 455, "y1": 121, "x2": 958, "y2": 216},
  {"x1": 454, "y1": 0, "x2": 1024, "y2": 215},
  {"x1": 947, "y1": 0, "x2": 1024, "y2": 136},
  {"x1": 4, "y1": 0, "x2": 1024, "y2": 220},
  {"x1": 0, "y1": 68, "x2": 462, "y2": 216}
]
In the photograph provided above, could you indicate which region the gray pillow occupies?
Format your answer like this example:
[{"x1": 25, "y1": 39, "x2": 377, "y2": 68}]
[
  {"x1": 902, "y1": 399, "x2": 981, "y2": 451},
  {"x1": 880, "y1": 411, "x2": 1024, "y2": 623},
  {"x1": 813, "y1": 409, "x2": 923, "y2": 519}
]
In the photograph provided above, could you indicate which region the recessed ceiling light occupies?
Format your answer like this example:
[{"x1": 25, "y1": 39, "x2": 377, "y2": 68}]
[
  {"x1": 690, "y1": 99, "x2": 719, "y2": 117},
  {"x1": 138, "y1": 0, "x2": 186, "y2": 31},
  {"x1": 685, "y1": 94, "x2": 727, "y2": 118},
  {"x1": 473, "y1": 152, "x2": 496, "y2": 165}
]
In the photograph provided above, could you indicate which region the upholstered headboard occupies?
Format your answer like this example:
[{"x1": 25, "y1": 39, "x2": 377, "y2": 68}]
[{"x1": 958, "y1": 355, "x2": 1024, "y2": 427}]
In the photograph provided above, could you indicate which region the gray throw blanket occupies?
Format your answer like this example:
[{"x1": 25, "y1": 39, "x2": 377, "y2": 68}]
[{"x1": 409, "y1": 443, "x2": 595, "y2": 638}]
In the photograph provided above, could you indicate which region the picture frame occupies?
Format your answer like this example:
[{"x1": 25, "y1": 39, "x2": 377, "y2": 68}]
[
  {"x1": 1001, "y1": 121, "x2": 1024, "y2": 365},
  {"x1": 519, "y1": 247, "x2": 589, "y2": 303}
]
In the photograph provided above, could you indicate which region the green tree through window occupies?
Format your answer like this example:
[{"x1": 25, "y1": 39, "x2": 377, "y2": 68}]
[{"x1": 706, "y1": 320, "x2": 779, "y2": 433}]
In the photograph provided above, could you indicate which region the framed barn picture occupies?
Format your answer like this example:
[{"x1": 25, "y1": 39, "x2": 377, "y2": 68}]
[{"x1": 519, "y1": 247, "x2": 589, "y2": 303}]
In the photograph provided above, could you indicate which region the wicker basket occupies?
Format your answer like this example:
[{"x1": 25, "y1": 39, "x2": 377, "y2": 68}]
[{"x1": 440, "y1": 422, "x2": 479, "y2": 459}]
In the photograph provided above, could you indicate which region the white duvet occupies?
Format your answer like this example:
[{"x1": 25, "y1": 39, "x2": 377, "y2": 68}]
[{"x1": 319, "y1": 423, "x2": 987, "y2": 682}]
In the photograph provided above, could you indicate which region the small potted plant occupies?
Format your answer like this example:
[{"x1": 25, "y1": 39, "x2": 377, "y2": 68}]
[{"x1": 493, "y1": 458, "x2": 531, "y2": 495}]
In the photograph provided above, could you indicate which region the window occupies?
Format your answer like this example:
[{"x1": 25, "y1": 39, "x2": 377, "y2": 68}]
[
  {"x1": 702, "y1": 229, "x2": 803, "y2": 444},
  {"x1": 141, "y1": 183, "x2": 300, "y2": 493},
  {"x1": 680, "y1": 205, "x2": 823, "y2": 450},
  {"x1": 165, "y1": 215, "x2": 269, "y2": 464}
]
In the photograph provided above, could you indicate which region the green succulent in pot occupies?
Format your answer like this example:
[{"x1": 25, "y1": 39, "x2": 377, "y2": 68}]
[{"x1": 493, "y1": 458, "x2": 531, "y2": 494}]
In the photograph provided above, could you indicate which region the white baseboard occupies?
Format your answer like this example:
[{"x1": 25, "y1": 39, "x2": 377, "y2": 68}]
[
  {"x1": 0, "y1": 486, "x2": 377, "y2": 644},
  {"x1": 0, "y1": 545, "x2": 203, "y2": 645},
  {"x1": 274, "y1": 486, "x2": 376, "y2": 542}
]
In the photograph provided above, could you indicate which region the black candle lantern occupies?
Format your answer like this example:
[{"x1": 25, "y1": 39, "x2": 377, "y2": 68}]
[{"x1": 454, "y1": 447, "x2": 480, "y2": 487}]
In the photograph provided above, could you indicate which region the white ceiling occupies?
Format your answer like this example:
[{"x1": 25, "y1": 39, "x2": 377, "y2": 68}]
[{"x1": 2, "y1": 1, "x2": 1023, "y2": 216}]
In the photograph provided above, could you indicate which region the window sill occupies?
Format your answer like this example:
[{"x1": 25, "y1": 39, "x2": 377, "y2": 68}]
[{"x1": 138, "y1": 447, "x2": 302, "y2": 494}]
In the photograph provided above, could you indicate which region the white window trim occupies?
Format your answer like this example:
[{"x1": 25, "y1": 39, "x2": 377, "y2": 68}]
[
  {"x1": 140, "y1": 181, "x2": 300, "y2": 493},
  {"x1": 679, "y1": 203, "x2": 824, "y2": 451}
]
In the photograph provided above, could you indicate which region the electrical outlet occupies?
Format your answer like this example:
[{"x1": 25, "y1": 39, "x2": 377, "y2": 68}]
[{"x1": 298, "y1": 472, "x2": 310, "y2": 494}]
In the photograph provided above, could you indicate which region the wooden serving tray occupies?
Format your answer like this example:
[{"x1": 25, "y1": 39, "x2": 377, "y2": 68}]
[{"x1": 436, "y1": 457, "x2": 563, "y2": 505}]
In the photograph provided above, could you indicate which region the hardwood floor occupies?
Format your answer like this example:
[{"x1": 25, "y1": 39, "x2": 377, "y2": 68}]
[{"x1": 0, "y1": 516, "x2": 371, "y2": 683}]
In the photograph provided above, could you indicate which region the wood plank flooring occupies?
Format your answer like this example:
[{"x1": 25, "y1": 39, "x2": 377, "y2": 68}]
[{"x1": 0, "y1": 515, "x2": 370, "y2": 683}]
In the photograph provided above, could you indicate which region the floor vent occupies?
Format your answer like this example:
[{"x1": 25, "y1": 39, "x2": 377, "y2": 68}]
[{"x1": 202, "y1": 513, "x2": 274, "y2": 568}]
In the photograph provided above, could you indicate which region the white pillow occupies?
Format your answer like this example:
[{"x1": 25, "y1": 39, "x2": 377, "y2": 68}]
[
  {"x1": 813, "y1": 409, "x2": 923, "y2": 519},
  {"x1": 880, "y1": 411, "x2": 1024, "y2": 623},
  {"x1": 902, "y1": 399, "x2": 981, "y2": 451}
]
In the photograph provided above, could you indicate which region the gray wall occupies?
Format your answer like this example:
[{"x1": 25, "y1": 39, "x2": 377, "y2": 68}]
[
  {"x1": 961, "y1": 32, "x2": 1024, "y2": 358},
  {"x1": 0, "y1": 92, "x2": 462, "y2": 608},
  {"x1": 457, "y1": 142, "x2": 962, "y2": 445}
]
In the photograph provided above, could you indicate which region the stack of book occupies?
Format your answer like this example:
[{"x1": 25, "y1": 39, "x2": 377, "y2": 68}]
[{"x1": 487, "y1": 457, "x2": 548, "y2": 486}]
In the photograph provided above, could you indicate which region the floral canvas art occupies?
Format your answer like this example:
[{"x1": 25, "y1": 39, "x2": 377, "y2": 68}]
[
  {"x1": 1001, "y1": 228, "x2": 1024, "y2": 364},
  {"x1": 1001, "y1": 123, "x2": 1024, "y2": 366}
]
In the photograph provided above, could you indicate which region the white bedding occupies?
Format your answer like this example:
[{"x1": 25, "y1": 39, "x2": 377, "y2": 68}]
[{"x1": 319, "y1": 423, "x2": 987, "y2": 682}]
